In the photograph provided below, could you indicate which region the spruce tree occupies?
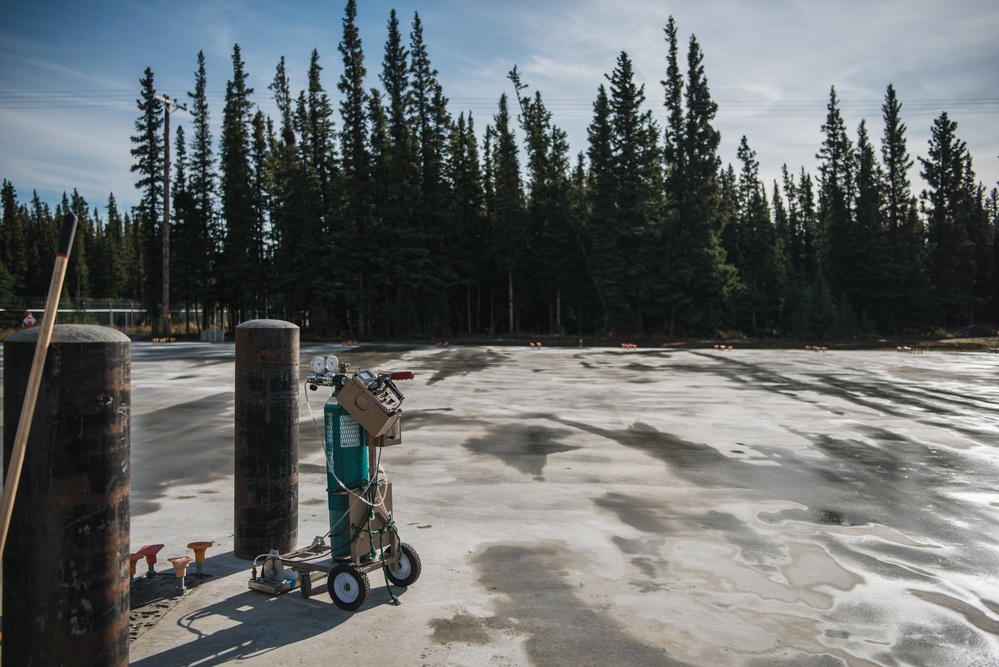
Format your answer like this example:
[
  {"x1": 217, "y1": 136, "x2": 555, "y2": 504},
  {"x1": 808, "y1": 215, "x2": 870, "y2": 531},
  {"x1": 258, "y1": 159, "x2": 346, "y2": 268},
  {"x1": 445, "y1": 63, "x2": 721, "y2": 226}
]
[
  {"x1": 186, "y1": 50, "x2": 218, "y2": 328},
  {"x1": 27, "y1": 192, "x2": 58, "y2": 297},
  {"x1": 919, "y1": 111, "x2": 975, "y2": 324},
  {"x1": 480, "y1": 124, "x2": 504, "y2": 332},
  {"x1": 585, "y1": 84, "x2": 620, "y2": 329},
  {"x1": 304, "y1": 50, "x2": 338, "y2": 217},
  {"x1": 448, "y1": 111, "x2": 486, "y2": 334},
  {"x1": 171, "y1": 124, "x2": 197, "y2": 318},
  {"x1": 104, "y1": 194, "x2": 128, "y2": 298},
  {"x1": 815, "y1": 86, "x2": 856, "y2": 322},
  {"x1": 732, "y1": 136, "x2": 778, "y2": 331},
  {"x1": 853, "y1": 119, "x2": 887, "y2": 329},
  {"x1": 661, "y1": 19, "x2": 735, "y2": 335},
  {"x1": 219, "y1": 43, "x2": 257, "y2": 323},
  {"x1": 379, "y1": 9, "x2": 421, "y2": 333},
  {"x1": 249, "y1": 110, "x2": 270, "y2": 312},
  {"x1": 490, "y1": 93, "x2": 524, "y2": 334},
  {"x1": 338, "y1": 0, "x2": 372, "y2": 335},
  {"x1": 0, "y1": 179, "x2": 27, "y2": 318},
  {"x1": 509, "y1": 67, "x2": 575, "y2": 333},
  {"x1": 367, "y1": 87, "x2": 390, "y2": 326},
  {"x1": 123, "y1": 210, "x2": 145, "y2": 302},
  {"x1": 607, "y1": 52, "x2": 661, "y2": 333},
  {"x1": 268, "y1": 55, "x2": 325, "y2": 327},
  {"x1": 880, "y1": 84, "x2": 925, "y2": 329},
  {"x1": 409, "y1": 12, "x2": 455, "y2": 335},
  {"x1": 130, "y1": 66, "x2": 163, "y2": 312},
  {"x1": 65, "y1": 189, "x2": 92, "y2": 301},
  {"x1": 988, "y1": 187, "x2": 999, "y2": 324},
  {"x1": 0, "y1": 179, "x2": 28, "y2": 295},
  {"x1": 297, "y1": 50, "x2": 340, "y2": 333},
  {"x1": 963, "y1": 157, "x2": 992, "y2": 323}
]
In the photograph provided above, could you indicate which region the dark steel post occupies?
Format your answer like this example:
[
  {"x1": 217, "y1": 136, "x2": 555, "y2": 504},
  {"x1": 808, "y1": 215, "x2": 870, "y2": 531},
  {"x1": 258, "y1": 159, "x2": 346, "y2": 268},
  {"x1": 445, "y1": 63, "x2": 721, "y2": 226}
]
[
  {"x1": 2, "y1": 324, "x2": 130, "y2": 667},
  {"x1": 234, "y1": 319, "x2": 300, "y2": 559}
]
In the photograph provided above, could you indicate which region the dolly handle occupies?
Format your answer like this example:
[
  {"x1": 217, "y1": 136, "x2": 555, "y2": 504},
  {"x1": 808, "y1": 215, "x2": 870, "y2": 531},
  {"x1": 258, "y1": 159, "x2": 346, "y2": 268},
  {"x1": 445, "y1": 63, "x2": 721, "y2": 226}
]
[
  {"x1": 389, "y1": 371, "x2": 415, "y2": 381},
  {"x1": 0, "y1": 213, "x2": 77, "y2": 559}
]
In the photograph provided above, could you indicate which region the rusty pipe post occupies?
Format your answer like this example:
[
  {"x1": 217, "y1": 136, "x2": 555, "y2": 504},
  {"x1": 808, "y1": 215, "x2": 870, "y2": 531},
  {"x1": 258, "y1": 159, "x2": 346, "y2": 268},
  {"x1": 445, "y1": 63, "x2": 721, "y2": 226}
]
[
  {"x1": 234, "y1": 319, "x2": 299, "y2": 559},
  {"x1": 2, "y1": 324, "x2": 130, "y2": 667}
]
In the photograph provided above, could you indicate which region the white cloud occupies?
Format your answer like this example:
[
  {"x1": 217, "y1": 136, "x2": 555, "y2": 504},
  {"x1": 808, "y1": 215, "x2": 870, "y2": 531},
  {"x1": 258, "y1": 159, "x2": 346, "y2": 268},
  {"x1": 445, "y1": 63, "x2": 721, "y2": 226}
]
[
  {"x1": 0, "y1": 105, "x2": 136, "y2": 208},
  {"x1": 1, "y1": 0, "x2": 997, "y2": 212}
]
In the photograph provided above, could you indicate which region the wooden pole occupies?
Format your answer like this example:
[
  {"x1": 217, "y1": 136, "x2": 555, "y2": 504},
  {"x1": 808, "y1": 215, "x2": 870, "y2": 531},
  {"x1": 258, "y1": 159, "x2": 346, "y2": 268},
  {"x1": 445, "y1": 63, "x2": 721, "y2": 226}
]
[
  {"x1": 0, "y1": 213, "x2": 77, "y2": 559},
  {"x1": 162, "y1": 94, "x2": 171, "y2": 338},
  {"x1": 153, "y1": 94, "x2": 186, "y2": 339}
]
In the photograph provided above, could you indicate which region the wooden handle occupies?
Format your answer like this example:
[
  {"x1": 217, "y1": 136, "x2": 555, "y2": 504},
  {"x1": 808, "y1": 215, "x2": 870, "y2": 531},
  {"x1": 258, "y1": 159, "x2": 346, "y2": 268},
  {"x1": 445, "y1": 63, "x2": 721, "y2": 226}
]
[{"x1": 0, "y1": 214, "x2": 77, "y2": 559}]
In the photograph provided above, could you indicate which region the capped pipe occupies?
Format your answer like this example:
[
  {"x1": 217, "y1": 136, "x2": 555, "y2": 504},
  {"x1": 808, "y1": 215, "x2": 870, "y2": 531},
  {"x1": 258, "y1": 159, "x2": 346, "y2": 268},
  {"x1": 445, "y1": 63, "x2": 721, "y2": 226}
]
[
  {"x1": 188, "y1": 540, "x2": 214, "y2": 576},
  {"x1": 2, "y1": 324, "x2": 130, "y2": 667},
  {"x1": 234, "y1": 320, "x2": 300, "y2": 559},
  {"x1": 137, "y1": 543, "x2": 164, "y2": 577},
  {"x1": 168, "y1": 557, "x2": 194, "y2": 594}
]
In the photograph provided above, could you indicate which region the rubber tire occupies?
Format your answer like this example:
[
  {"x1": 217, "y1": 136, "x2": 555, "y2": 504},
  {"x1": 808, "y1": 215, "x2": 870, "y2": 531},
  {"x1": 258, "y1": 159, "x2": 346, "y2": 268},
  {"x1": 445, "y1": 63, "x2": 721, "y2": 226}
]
[
  {"x1": 328, "y1": 564, "x2": 369, "y2": 611},
  {"x1": 300, "y1": 570, "x2": 312, "y2": 599},
  {"x1": 384, "y1": 542, "x2": 422, "y2": 587}
]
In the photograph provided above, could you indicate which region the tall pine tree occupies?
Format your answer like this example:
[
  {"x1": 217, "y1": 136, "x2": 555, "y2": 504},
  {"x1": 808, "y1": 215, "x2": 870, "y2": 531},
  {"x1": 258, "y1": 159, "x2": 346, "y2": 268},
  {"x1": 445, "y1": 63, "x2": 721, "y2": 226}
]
[
  {"x1": 880, "y1": 84, "x2": 925, "y2": 330},
  {"x1": 488, "y1": 94, "x2": 524, "y2": 334},
  {"x1": 219, "y1": 44, "x2": 257, "y2": 323},
  {"x1": 379, "y1": 9, "x2": 421, "y2": 334},
  {"x1": 186, "y1": 50, "x2": 218, "y2": 328},
  {"x1": 408, "y1": 12, "x2": 455, "y2": 335},
  {"x1": 852, "y1": 119, "x2": 887, "y2": 330},
  {"x1": 815, "y1": 86, "x2": 857, "y2": 329},
  {"x1": 661, "y1": 18, "x2": 735, "y2": 335},
  {"x1": 338, "y1": 0, "x2": 372, "y2": 335},
  {"x1": 603, "y1": 53, "x2": 661, "y2": 332},
  {"x1": 130, "y1": 67, "x2": 163, "y2": 312},
  {"x1": 509, "y1": 67, "x2": 575, "y2": 333},
  {"x1": 919, "y1": 112, "x2": 975, "y2": 325}
]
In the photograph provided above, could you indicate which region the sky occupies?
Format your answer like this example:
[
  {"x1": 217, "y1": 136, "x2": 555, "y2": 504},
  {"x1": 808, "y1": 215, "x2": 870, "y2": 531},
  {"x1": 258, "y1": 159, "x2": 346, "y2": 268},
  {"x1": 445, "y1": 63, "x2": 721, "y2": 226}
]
[{"x1": 1, "y1": 0, "x2": 997, "y2": 215}]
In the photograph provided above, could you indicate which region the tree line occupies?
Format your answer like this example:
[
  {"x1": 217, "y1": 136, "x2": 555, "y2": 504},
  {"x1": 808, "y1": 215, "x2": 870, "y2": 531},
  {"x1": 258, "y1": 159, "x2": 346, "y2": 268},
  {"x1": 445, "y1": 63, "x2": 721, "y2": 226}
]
[{"x1": 2, "y1": 3, "x2": 997, "y2": 339}]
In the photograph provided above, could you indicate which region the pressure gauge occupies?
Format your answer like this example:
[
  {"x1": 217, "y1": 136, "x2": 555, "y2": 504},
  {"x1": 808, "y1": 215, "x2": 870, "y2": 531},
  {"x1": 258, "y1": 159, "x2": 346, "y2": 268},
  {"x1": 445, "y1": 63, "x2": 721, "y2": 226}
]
[
  {"x1": 324, "y1": 355, "x2": 339, "y2": 372},
  {"x1": 310, "y1": 356, "x2": 326, "y2": 374}
]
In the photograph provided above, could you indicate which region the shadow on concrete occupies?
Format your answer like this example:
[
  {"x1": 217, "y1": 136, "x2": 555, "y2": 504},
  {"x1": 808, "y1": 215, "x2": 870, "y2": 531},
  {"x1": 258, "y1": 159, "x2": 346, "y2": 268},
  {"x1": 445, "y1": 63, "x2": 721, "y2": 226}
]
[
  {"x1": 131, "y1": 551, "x2": 407, "y2": 666},
  {"x1": 131, "y1": 589, "x2": 341, "y2": 666}
]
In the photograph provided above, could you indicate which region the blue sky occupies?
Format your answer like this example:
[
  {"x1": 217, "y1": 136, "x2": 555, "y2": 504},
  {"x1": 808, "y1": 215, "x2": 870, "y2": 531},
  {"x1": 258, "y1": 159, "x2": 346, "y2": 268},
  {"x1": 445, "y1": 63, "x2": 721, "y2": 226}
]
[{"x1": 1, "y1": 0, "x2": 997, "y2": 214}]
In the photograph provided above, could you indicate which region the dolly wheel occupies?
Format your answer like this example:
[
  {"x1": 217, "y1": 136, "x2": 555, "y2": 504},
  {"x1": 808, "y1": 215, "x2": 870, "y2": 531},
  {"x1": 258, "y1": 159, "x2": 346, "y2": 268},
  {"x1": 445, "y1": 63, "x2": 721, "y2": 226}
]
[
  {"x1": 300, "y1": 571, "x2": 312, "y2": 599},
  {"x1": 328, "y1": 564, "x2": 369, "y2": 611},
  {"x1": 385, "y1": 542, "x2": 422, "y2": 587}
]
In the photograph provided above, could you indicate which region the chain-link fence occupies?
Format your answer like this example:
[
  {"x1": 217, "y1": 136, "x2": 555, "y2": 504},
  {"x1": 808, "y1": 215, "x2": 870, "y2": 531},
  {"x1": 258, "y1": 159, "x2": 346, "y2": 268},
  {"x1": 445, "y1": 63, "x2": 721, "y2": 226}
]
[
  {"x1": 0, "y1": 298, "x2": 223, "y2": 340},
  {"x1": 1, "y1": 298, "x2": 146, "y2": 335}
]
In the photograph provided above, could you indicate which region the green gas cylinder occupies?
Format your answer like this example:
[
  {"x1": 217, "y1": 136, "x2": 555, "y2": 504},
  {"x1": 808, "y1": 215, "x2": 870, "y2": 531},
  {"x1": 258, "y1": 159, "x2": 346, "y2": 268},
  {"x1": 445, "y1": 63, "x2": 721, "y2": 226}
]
[{"x1": 324, "y1": 395, "x2": 369, "y2": 557}]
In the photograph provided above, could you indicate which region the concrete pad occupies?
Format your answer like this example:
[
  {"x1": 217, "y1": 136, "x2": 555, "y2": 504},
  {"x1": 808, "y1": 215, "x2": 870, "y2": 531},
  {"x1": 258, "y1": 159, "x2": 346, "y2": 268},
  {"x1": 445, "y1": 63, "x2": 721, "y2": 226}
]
[{"x1": 96, "y1": 343, "x2": 999, "y2": 664}]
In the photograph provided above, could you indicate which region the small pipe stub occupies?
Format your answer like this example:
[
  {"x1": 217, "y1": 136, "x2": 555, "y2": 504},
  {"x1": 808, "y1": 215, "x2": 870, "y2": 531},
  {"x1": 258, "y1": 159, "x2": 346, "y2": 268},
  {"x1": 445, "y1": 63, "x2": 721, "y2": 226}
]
[
  {"x1": 138, "y1": 544, "x2": 164, "y2": 576},
  {"x1": 188, "y1": 541, "x2": 214, "y2": 576},
  {"x1": 169, "y1": 556, "x2": 194, "y2": 578},
  {"x1": 168, "y1": 557, "x2": 194, "y2": 594},
  {"x1": 129, "y1": 553, "x2": 144, "y2": 578}
]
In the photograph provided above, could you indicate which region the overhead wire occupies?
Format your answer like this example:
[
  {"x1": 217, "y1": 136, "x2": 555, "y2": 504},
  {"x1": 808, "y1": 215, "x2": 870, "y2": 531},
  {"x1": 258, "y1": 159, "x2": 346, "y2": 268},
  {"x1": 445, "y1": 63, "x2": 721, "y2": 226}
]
[{"x1": 2, "y1": 88, "x2": 998, "y2": 120}]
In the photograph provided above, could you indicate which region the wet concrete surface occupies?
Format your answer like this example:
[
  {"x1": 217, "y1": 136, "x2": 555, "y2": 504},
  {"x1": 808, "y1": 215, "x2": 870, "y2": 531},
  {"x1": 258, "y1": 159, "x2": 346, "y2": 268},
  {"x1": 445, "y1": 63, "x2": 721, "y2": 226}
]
[{"x1": 8, "y1": 341, "x2": 997, "y2": 665}]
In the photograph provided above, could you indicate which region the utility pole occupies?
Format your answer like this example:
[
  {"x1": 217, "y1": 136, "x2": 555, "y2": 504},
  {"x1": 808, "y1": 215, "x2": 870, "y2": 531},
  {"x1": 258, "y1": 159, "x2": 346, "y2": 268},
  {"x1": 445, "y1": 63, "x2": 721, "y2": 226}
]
[{"x1": 154, "y1": 94, "x2": 187, "y2": 339}]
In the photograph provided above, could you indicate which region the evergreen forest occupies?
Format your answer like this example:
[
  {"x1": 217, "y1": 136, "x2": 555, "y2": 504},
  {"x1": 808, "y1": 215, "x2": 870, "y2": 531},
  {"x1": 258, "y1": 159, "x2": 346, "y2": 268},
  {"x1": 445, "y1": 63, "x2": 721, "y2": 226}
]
[{"x1": 2, "y1": 3, "x2": 998, "y2": 340}]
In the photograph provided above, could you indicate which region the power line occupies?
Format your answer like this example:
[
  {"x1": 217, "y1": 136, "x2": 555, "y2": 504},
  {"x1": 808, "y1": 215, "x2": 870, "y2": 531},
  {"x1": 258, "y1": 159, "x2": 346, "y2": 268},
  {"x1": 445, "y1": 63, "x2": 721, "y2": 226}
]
[{"x1": 2, "y1": 88, "x2": 998, "y2": 118}]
